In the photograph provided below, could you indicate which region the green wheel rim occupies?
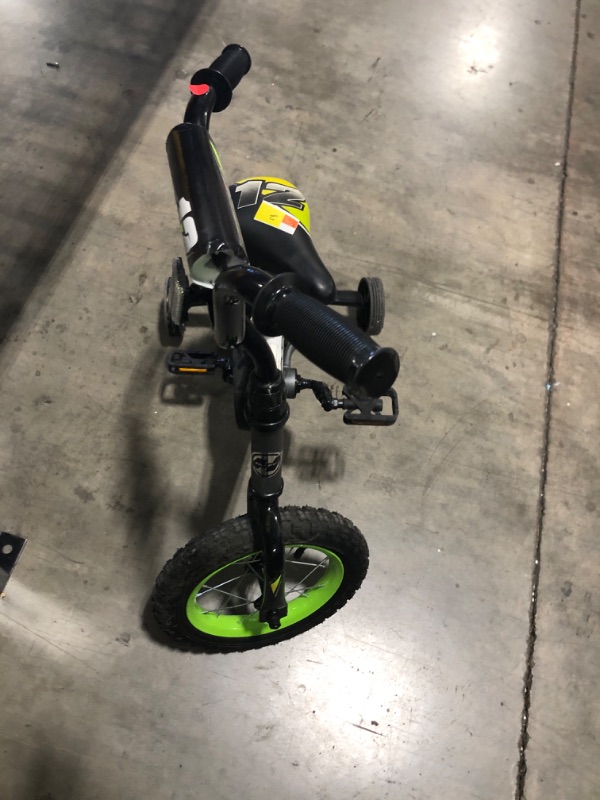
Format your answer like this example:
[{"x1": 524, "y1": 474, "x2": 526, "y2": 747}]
[{"x1": 185, "y1": 545, "x2": 344, "y2": 638}]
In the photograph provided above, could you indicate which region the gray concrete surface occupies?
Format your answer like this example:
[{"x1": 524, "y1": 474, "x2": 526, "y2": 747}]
[{"x1": 0, "y1": 0, "x2": 597, "y2": 798}]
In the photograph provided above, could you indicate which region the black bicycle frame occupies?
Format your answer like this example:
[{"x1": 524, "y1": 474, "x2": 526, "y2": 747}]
[{"x1": 167, "y1": 85, "x2": 289, "y2": 627}]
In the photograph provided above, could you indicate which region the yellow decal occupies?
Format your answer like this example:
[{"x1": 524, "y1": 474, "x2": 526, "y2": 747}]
[
  {"x1": 235, "y1": 177, "x2": 311, "y2": 234},
  {"x1": 270, "y1": 575, "x2": 282, "y2": 594},
  {"x1": 255, "y1": 201, "x2": 300, "y2": 235},
  {"x1": 241, "y1": 176, "x2": 295, "y2": 187}
]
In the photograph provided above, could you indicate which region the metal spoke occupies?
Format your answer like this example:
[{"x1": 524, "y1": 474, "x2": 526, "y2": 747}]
[
  {"x1": 285, "y1": 558, "x2": 327, "y2": 568},
  {"x1": 294, "y1": 583, "x2": 326, "y2": 599},
  {"x1": 245, "y1": 561, "x2": 263, "y2": 580},
  {"x1": 201, "y1": 586, "x2": 252, "y2": 604},
  {"x1": 201, "y1": 600, "x2": 249, "y2": 615},
  {"x1": 285, "y1": 556, "x2": 329, "y2": 597},
  {"x1": 196, "y1": 573, "x2": 244, "y2": 597},
  {"x1": 195, "y1": 569, "x2": 259, "y2": 609},
  {"x1": 194, "y1": 548, "x2": 331, "y2": 614}
]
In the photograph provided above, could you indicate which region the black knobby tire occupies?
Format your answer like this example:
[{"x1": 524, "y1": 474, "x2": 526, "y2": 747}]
[
  {"x1": 151, "y1": 506, "x2": 369, "y2": 650},
  {"x1": 161, "y1": 277, "x2": 184, "y2": 345}
]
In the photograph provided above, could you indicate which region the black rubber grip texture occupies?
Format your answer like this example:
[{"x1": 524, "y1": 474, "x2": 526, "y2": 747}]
[
  {"x1": 209, "y1": 44, "x2": 251, "y2": 92},
  {"x1": 270, "y1": 289, "x2": 399, "y2": 397}
]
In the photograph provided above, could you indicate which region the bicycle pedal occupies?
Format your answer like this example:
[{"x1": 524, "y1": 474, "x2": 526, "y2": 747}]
[
  {"x1": 343, "y1": 388, "x2": 399, "y2": 426},
  {"x1": 168, "y1": 351, "x2": 223, "y2": 375}
]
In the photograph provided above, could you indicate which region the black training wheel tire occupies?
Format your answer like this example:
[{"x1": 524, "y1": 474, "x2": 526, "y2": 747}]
[
  {"x1": 162, "y1": 276, "x2": 184, "y2": 341},
  {"x1": 151, "y1": 506, "x2": 369, "y2": 651},
  {"x1": 356, "y1": 276, "x2": 385, "y2": 336}
]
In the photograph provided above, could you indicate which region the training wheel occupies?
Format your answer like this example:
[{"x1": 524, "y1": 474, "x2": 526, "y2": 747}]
[
  {"x1": 163, "y1": 257, "x2": 190, "y2": 340},
  {"x1": 356, "y1": 276, "x2": 385, "y2": 335}
]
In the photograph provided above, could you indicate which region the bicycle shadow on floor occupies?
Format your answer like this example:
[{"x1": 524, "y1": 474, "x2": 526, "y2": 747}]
[
  {"x1": 286, "y1": 442, "x2": 346, "y2": 486},
  {"x1": 14, "y1": 732, "x2": 83, "y2": 800},
  {"x1": 121, "y1": 318, "x2": 247, "y2": 571},
  {"x1": 160, "y1": 350, "x2": 256, "y2": 539}
]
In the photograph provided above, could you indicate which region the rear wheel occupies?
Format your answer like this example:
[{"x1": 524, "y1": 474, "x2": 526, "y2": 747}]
[{"x1": 151, "y1": 506, "x2": 369, "y2": 650}]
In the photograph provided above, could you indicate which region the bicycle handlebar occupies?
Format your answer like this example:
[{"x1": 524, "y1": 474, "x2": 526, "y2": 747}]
[
  {"x1": 189, "y1": 44, "x2": 251, "y2": 112},
  {"x1": 209, "y1": 44, "x2": 252, "y2": 91},
  {"x1": 254, "y1": 282, "x2": 399, "y2": 398},
  {"x1": 173, "y1": 45, "x2": 400, "y2": 399}
]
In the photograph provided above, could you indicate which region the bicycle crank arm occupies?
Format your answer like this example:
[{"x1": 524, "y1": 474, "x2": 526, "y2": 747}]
[{"x1": 343, "y1": 387, "x2": 399, "y2": 426}]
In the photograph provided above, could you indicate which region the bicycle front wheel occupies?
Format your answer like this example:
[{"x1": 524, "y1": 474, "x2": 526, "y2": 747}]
[{"x1": 151, "y1": 506, "x2": 369, "y2": 650}]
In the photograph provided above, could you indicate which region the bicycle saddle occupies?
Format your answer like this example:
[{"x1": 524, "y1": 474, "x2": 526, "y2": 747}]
[{"x1": 229, "y1": 177, "x2": 336, "y2": 302}]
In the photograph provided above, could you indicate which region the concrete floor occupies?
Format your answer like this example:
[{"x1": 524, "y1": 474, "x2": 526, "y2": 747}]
[{"x1": 0, "y1": 0, "x2": 598, "y2": 797}]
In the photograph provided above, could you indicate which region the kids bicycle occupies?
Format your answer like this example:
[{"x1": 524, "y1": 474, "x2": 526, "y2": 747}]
[{"x1": 150, "y1": 45, "x2": 400, "y2": 650}]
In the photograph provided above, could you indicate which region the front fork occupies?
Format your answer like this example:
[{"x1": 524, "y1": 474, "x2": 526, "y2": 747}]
[
  {"x1": 247, "y1": 467, "x2": 286, "y2": 629},
  {"x1": 244, "y1": 345, "x2": 289, "y2": 629}
]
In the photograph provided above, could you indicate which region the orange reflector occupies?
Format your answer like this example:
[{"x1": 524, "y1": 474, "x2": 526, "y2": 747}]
[{"x1": 177, "y1": 367, "x2": 209, "y2": 373}]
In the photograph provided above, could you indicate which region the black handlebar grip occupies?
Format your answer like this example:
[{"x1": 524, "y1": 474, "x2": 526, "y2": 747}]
[
  {"x1": 210, "y1": 44, "x2": 252, "y2": 91},
  {"x1": 190, "y1": 45, "x2": 252, "y2": 112},
  {"x1": 255, "y1": 286, "x2": 399, "y2": 397}
]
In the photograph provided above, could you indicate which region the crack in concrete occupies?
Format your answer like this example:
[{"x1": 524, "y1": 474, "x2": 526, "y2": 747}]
[{"x1": 515, "y1": 1, "x2": 582, "y2": 797}]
